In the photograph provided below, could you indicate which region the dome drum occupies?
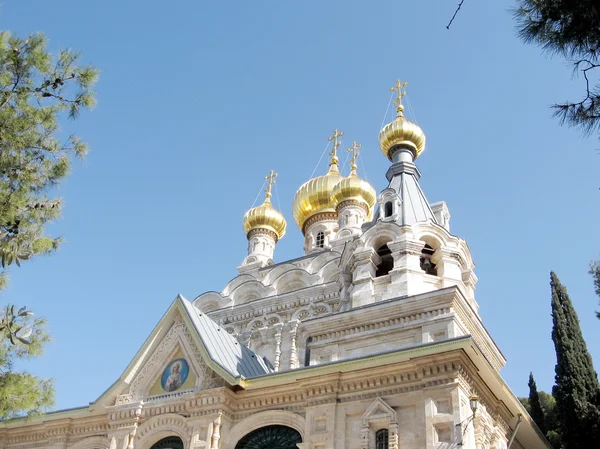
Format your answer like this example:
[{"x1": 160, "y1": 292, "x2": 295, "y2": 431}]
[
  {"x1": 302, "y1": 211, "x2": 338, "y2": 234},
  {"x1": 335, "y1": 199, "x2": 371, "y2": 217},
  {"x1": 247, "y1": 227, "x2": 279, "y2": 242}
]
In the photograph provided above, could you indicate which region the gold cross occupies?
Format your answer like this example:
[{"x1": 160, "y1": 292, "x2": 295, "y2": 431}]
[
  {"x1": 328, "y1": 128, "x2": 344, "y2": 163},
  {"x1": 347, "y1": 141, "x2": 362, "y2": 173},
  {"x1": 390, "y1": 79, "x2": 408, "y2": 115},
  {"x1": 264, "y1": 169, "x2": 277, "y2": 200}
]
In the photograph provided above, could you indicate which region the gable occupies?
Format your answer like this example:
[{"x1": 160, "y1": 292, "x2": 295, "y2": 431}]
[
  {"x1": 95, "y1": 295, "x2": 271, "y2": 407},
  {"x1": 118, "y1": 318, "x2": 224, "y2": 404}
]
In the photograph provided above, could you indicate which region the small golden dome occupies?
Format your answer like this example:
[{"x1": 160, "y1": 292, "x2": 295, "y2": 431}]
[
  {"x1": 331, "y1": 141, "x2": 376, "y2": 218},
  {"x1": 379, "y1": 80, "x2": 426, "y2": 161},
  {"x1": 292, "y1": 130, "x2": 346, "y2": 233},
  {"x1": 242, "y1": 171, "x2": 287, "y2": 240}
]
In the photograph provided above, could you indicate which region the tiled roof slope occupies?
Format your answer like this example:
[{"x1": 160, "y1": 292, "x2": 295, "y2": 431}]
[{"x1": 179, "y1": 296, "x2": 272, "y2": 378}]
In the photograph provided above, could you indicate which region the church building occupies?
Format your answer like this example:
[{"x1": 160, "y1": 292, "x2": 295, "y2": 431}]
[{"x1": 0, "y1": 82, "x2": 550, "y2": 449}]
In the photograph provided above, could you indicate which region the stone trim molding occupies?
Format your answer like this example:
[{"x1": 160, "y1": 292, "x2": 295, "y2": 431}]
[
  {"x1": 67, "y1": 436, "x2": 111, "y2": 449},
  {"x1": 226, "y1": 410, "x2": 306, "y2": 448},
  {"x1": 125, "y1": 320, "x2": 222, "y2": 403},
  {"x1": 135, "y1": 413, "x2": 188, "y2": 449}
]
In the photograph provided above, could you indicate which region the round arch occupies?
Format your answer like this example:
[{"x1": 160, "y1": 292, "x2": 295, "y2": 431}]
[
  {"x1": 227, "y1": 410, "x2": 305, "y2": 448},
  {"x1": 136, "y1": 414, "x2": 188, "y2": 449},
  {"x1": 234, "y1": 425, "x2": 301, "y2": 449}
]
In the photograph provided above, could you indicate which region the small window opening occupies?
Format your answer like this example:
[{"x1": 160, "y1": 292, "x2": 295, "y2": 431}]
[
  {"x1": 316, "y1": 231, "x2": 325, "y2": 248},
  {"x1": 304, "y1": 336, "x2": 312, "y2": 367},
  {"x1": 375, "y1": 244, "x2": 394, "y2": 277},
  {"x1": 376, "y1": 429, "x2": 389, "y2": 449},
  {"x1": 420, "y1": 244, "x2": 437, "y2": 275},
  {"x1": 384, "y1": 202, "x2": 393, "y2": 218}
]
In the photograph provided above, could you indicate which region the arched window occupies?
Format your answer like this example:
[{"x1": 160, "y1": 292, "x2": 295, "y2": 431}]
[
  {"x1": 375, "y1": 244, "x2": 394, "y2": 277},
  {"x1": 316, "y1": 231, "x2": 325, "y2": 248},
  {"x1": 150, "y1": 436, "x2": 184, "y2": 449},
  {"x1": 420, "y1": 244, "x2": 437, "y2": 275},
  {"x1": 304, "y1": 336, "x2": 312, "y2": 367},
  {"x1": 384, "y1": 202, "x2": 393, "y2": 218},
  {"x1": 235, "y1": 425, "x2": 302, "y2": 449},
  {"x1": 376, "y1": 429, "x2": 389, "y2": 449}
]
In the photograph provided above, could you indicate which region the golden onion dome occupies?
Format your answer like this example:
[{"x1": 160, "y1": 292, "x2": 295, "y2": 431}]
[
  {"x1": 292, "y1": 163, "x2": 345, "y2": 233},
  {"x1": 292, "y1": 130, "x2": 346, "y2": 233},
  {"x1": 331, "y1": 142, "x2": 376, "y2": 219},
  {"x1": 379, "y1": 80, "x2": 426, "y2": 161},
  {"x1": 242, "y1": 171, "x2": 287, "y2": 241}
]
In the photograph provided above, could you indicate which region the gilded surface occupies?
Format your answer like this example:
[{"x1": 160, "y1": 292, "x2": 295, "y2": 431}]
[
  {"x1": 331, "y1": 175, "x2": 376, "y2": 217},
  {"x1": 331, "y1": 141, "x2": 376, "y2": 218},
  {"x1": 292, "y1": 164, "x2": 345, "y2": 232},
  {"x1": 379, "y1": 79, "x2": 426, "y2": 160},
  {"x1": 292, "y1": 130, "x2": 348, "y2": 232},
  {"x1": 242, "y1": 170, "x2": 287, "y2": 239},
  {"x1": 378, "y1": 118, "x2": 426, "y2": 160}
]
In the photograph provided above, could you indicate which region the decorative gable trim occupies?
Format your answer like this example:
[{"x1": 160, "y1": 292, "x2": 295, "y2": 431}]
[
  {"x1": 119, "y1": 320, "x2": 222, "y2": 404},
  {"x1": 361, "y1": 397, "x2": 398, "y2": 449},
  {"x1": 361, "y1": 397, "x2": 397, "y2": 427}
]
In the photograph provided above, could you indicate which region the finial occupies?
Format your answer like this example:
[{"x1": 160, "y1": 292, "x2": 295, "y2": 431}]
[
  {"x1": 264, "y1": 169, "x2": 277, "y2": 202},
  {"x1": 390, "y1": 79, "x2": 408, "y2": 117},
  {"x1": 328, "y1": 128, "x2": 344, "y2": 165},
  {"x1": 347, "y1": 141, "x2": 362, "y2": 175}
]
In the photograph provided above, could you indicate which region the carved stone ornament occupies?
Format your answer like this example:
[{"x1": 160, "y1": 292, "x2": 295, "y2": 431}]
[{"x1": 121, "y1": 320, "x2": 223, "y2": 404}]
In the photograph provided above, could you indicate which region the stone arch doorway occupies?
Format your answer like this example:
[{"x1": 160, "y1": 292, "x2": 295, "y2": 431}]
[
  {"x1": 234, "y1": 425, "x2": 302, "y2": 449},
  {"x1": 149, "y1": 436, "x2": 184, "y2": 449}
]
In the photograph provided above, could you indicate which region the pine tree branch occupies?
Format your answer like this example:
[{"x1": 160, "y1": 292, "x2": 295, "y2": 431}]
[{"x1": 447, "y1": 0, "x2": 466, "y2": 30}]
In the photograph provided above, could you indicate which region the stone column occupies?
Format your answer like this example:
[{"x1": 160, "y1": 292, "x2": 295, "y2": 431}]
[
  {"x1": 273, "y1": 323, "x2": 283, "y2": 371},
  {"x1": 389, "y1": 422, "x2": 399, "y2": 449},
  {"x1": 288, "y1": 320, "x2": 300, "y2": 369},
  {"x1": 360, "y1": 425, "x2": 369, "y2": 449},
  {"x1": 210, "y1": 413, "x2": 222, "y2": 449},
  {"x1": 350, "y1": 248, "x2": 379, "y2": 308},
  {"x1": 387, "y1": 237, "x2": 425, "y2": 298}
]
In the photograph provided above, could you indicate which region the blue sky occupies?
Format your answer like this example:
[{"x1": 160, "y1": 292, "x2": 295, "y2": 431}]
[{"x1": 2, "y1": 0, "x2": 599, "y2": 411}]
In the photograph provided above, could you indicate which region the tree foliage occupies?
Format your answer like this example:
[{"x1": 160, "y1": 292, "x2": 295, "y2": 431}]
[
  {"x1": 590, "y1": 260, "x2": 600, "y2": 319},
  {"x1": 0, "y1": 308, "x2": 52, "y2": 419},
  {"x1": 550, "y1": 272, "x2": 600, "y2": 449},
  {"x1": 0, "y1": 31, "x2": 97, "y2": 417},
  {"x1": 514, "y1": 1, "x2": 600, "y2": 137},
  {"x1": 520, "y1": 378, "x2": 561, "y2": 448},
  {"x1": 528, "y1": 372, "x2": 548, "y2": 435},
  {"x1": 0, "y1": 31, "x2": 97, "y2": 286}
]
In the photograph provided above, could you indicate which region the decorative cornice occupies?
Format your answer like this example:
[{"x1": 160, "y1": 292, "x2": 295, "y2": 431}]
[
  {"x1": 308, "y1": 306, "x2": 451, "y2": 345},
  {"x1": 336, "y1": 199, "x2": 370, "y2": 216},
  {"x1": 303, "y1": 212, "x2": 338, "y2": 234},
  {"x1": 247, "y1": 228, "x2": 279, "y2": 242}
]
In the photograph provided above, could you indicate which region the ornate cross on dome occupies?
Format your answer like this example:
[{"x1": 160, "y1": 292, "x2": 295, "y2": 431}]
[
  {"x1": 390, "y1": 79, "x2": 408, "y2": 116},
  {"x1": 328, "y1": 128, "x2": 344, "y2": 164},
  {"x1": 347, "y1": 141, "x2": 362, "y2": 173},
  {"x1": 264, "y1": 169, "x2": 277, "y2": 200}
]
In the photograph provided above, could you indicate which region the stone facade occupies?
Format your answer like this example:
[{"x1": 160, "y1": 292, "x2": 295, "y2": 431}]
[{"x1": 0, "y1": 96, "x2": 549, "y2": 449}]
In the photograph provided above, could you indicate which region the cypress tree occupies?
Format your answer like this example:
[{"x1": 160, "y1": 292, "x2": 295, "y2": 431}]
[
  {"x1": 550, "y1": 272, "x2": 600, "y2": 448},
  {"x1": 528, "y1": 372, "x2": 547, "y2": 435}
]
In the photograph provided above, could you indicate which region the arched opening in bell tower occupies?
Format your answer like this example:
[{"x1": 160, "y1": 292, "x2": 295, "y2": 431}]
[
  {"x1": 420, "y1": 243, "x2": 437, "y2": 276},
  {"x1": 375, "y1": 243, "x2": 394, "y2": 277}
]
